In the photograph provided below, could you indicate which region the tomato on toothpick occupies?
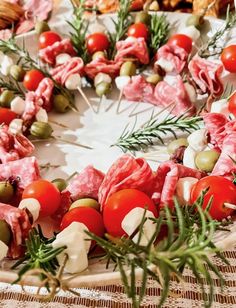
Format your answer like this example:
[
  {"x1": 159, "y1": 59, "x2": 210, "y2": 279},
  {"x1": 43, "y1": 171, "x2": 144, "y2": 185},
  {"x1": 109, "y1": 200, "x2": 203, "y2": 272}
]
[
  {"x1": 0, "y1": 108, "x2": 17, "y2": 125},
  {"x1": 228, "y1": 92, "x2": 236, "y2": 116},
  {"x1": 221, "y1": 45, "x2": 236, "y2": 73},
  {"x1": 22, "y1": 180, "x2": 61, "y2": 217},
  {"x1": 23, "y1": 69, "x2": 45, "y2": 91},
  {"x1": 127, "y1": 22, "x2": 149, "y2": 40},
  {"x1": 168, "y1": 34, "x2": 193, "y2": 54},
  {"x1": 86, "y1": 32, "x2": 110, "y2": 55},
  {"x1": 103, "y1": 189, "x2": 158, "y2": 238},
  {"x1": 39, "y1": 31, "x2": 61, "y2": 49},
  {"x1": 190, "y1": 176, "x2": 236, "y2": 220}
]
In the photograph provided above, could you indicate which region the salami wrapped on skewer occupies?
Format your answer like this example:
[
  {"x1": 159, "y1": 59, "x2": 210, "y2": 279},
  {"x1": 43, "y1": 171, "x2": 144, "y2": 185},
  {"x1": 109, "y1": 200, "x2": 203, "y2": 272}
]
[{"x1": 84, "y1": 57, "x2": 122, "y2": 80}]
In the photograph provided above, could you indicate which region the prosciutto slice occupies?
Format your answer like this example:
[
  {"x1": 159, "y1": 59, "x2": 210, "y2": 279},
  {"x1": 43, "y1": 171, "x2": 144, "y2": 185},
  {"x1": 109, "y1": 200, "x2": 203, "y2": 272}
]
[
  {"x1": 188, "y1": 55, "x2": 223, "y2": 97},
  {"x1": 67, "y1": 166, "x2": 105, "y2": 201},
  {"x1": 0, "y1": 157, "x2": 40, "y2": 189},
  {"x1": 51, "y1": 57, "x2": 84, "y2": 85},
  {"x1": 35, "y1": 78, "x2": 54, "y2": 112},
  {"x1": 155, "y1": 161, "x2": 204, "y2": 208},
  {"x1": 115, "y1": 37, "x2": 149, "y2": 64},
  {"x1": 98, "y1": 154, "x2": 157, "y2": 209},
  {"x1": 0, "y1": 203, "x2": 32, "y2": 258},
  {"x1": 84, "y1": 57, "x2": 122, "y2": 79},
  {"x1": 39, "y1": 38, "x2": 76, "y2": 65},
  {"x1": 155, "y1": 44, "x2": 188, "y2": 74}
]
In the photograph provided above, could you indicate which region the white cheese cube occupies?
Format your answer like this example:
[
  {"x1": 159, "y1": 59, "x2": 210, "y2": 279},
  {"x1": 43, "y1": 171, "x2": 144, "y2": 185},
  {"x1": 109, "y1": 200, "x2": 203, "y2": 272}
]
[
  {"x1": 187, "y1": 129, "x2": 208, "y2": 152},
  {"x1": 35, "y1": 108, "x2": 48, "y2": 123},
  {"x1": 184, "y1": 82, "x2": 197, "y2": 104},
  {"x1": 183, "y1": 146, "x2": 198, "y2": 169},
  {"x1": 125, "y1": 36, "x2": 137, "y2": 43},
  {"x1": 94, "y1": 73, "x2": 112, "y2": 87},
  {"x1": 121, "y1": 207, "x2": 156, "y2": 246},
  {"x1": 0, "y1": 240, "x2": 8, "y2": 261},
  {"x1": 115, "y1": 76, "x2": 131, "y2": 91},
  {"x1": 8, "y1": 119, "x2": 23, "y2": 135},
  {"x1": 210, "y1": 99, "x2": 230, "y2": 117},
  {"x1": 155, "y1": 58, "x2": 174, "y2": 73},
  {"x1": 179, "y1": 26, "x2": 200, "y2": 42},
  {"x1": 175, "y1": 177, "x2": 198, "y2": 205},
  {"x1": 19, "y1": 198, "x2": 40, "y2": 222},
  {"x1": 55, "y1": 53, "x2": 72, "y2": 66},
  {"x1": 0, "y1": 55, "x2": 13, "y2": 76},
  {"x1": 89, "y1": 22, "x2": 106, "y2": 34},
  {"x1": 65, "y1": 73, "x2": 81, "y2": 90},
  {"x1": 10, "y1": 96, "x2": 25, "y2": 115}
]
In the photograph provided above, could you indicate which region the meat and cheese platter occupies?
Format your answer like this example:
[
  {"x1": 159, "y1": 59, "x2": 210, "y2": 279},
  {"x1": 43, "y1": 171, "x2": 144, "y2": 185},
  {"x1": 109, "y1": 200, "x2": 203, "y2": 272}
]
[{"x1": 0, "y1": 1, "x2": 236, "y2": 306}]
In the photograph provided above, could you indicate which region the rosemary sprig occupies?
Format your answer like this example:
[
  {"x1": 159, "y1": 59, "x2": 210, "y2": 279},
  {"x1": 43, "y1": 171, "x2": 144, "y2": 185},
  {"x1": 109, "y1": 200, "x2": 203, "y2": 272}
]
[
  {"x1": 199, "y1": 7, "x2": 236, "y2": 58},
  {"x1": 68, "y1": 0, "x2": 89, "y2": 63},
  {"x1": 115, "y1": 114, "x2": 202, "y2": 152},
  {"x1": 0, "y1": 76, "x2": 25, "y2": 97},
  {"x1": 12, "y1": 226, "x2": 66, "y2": 282},
  {"x1": 87, "y1": 194, "x2": 228, "y2": 308},
  {"x1": 107, "y1": 0, "x2": 133, "y2": 59},
  {"x1": 149, "y1": 14, "x2": 170, "y2": 57}
]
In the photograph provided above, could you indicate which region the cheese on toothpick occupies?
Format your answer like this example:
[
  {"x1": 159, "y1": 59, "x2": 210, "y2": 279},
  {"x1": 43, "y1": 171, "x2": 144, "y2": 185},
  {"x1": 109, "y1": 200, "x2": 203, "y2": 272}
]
[
  {"x1": 94, "y1": 73, "x2": 112, "y2": 87},
  {"x1": 1, "y1": 55, "x2": 13, "y2": 76},
  {"x1": 35, "y1": 108, "x2": 48, "y2": 123},
  {"x1": 187, "y1": 129, "x2": 208, "y2": 152},
  {"x1": 10, "y1": 97, "x2": 25, "y2": 115},
  {"x1": 9, "y1": 119, "x2": 24, "y2": 135},
  {"x1": 55, "y1": 53, "x2": 71, "y2": 66},
  {"x1": 115, "y1": 76, "x2": 131, "y2": 91},
  {"x1": 183, "y1": 146, "x2": 198, "y2": 169},
  {"x1": 19, "y1": 198, "x2": 40, "y2": 222},
  {"x1": 176, "y1": 177, "x2": 199, "y2": 205},
  {"x1": 65, "y1": 74, "x2": 82, "y2": 90}
]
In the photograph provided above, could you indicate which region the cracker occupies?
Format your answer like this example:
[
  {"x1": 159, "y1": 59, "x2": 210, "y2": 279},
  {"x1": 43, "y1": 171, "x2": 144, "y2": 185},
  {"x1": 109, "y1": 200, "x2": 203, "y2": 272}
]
[{"x1": 193, "y1": 0, "x2": 220, "y2": 17}]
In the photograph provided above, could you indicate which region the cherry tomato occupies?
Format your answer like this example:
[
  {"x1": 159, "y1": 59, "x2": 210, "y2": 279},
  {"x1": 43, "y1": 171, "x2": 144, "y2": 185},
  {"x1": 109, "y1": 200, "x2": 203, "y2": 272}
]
[
  {"x1": 60, "y1": 207, "x2": 105, "y2": 238},
  {"x1": 221, "y1": 45, "x2": 236, "y2": 73},
  {"x1": 130, "y1": 0, "x2": 145, "y2": 10},
  {"x1": 168, "y1": 34, "x2": 193, "y2": 54},
  {"x1": 228, "y1": 92, "x2": 236, "y2": 116},
  {"x1": 190, "y1": 176, "x2": 236, "y2": 220},
  {"x1": 0, "y1": 108, "x2": 17, "y2": 125},
  {"x1": 127, "y1": 22, "x2": 149, "y2": 40},
  {"x1": 22, "y1": 180, "x2": 61, "y2": 217},
  {"x1": 23, "y1": 69, "x2": 45, "y2": 91},
  {"x1": 86, "y1": 33, "x2": 110, "y2": 55},
  {"x1": 39, "y1": 31, "x2": 61, "y2": 49},
  {"x1": 103, "y1": 189, "x2": 158, "y2": 238}
]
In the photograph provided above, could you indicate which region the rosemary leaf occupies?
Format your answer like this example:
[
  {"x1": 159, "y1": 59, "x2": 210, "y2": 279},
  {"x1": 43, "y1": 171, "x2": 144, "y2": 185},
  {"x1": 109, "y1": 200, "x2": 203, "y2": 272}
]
[{"x1": 150, "y1": 14, "x2": 170, "y2": 57}]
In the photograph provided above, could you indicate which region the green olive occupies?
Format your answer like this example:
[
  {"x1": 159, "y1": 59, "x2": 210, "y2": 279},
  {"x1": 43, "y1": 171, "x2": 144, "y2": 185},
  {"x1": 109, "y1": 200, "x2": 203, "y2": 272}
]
[
  {"x1": 167, "y1": 138, "x2": 188, "y2": 155},
  {"x1": 51, "y1": 178, "x2": 67, "y2": 192},
  {"x1": 53, "y1": 95, "x2": 70, "y2": 113},
  {"x1": 35, "y1": 21, "x2": 50, "y2": 35},
  {"x1": 30, "y1": 121, "x2": 53, "y2": 139},
  {"x1": 0, "y1": 90, "x2": 14, "y2": 108},
  {"x1": 10, "y1": 65, "x2": 26, "y2": 82},
  {"x1": 69, "y1": 198, "x2": 100, "y2": 211},
  {"x1": 92, "y1": 51, "x2": 106, "y2": 61},
  {"x1": 120, "y1": 61, "x2": 136, "y2": 77},
  {"x1": 186, "y1": 14, "x2": 203, "y2": 29},
  {"x1": 96, "y1": 82, "x2": 110, "y2": 97},
  {"x1": 195, "y1": 150, "x2": 220, "y2": 173},
  {"x1": 0, "y1": 182, "x2": 14, "y2": 203},
  {"x1": 135, "y1": 11, "x2": 150, "y2": 24},
  {"x1": 0, "y1": 220, "x2": 11, "y2": 246},
  {"x1": 146, "y1": 74, "x2": 163, "y2": 85}
]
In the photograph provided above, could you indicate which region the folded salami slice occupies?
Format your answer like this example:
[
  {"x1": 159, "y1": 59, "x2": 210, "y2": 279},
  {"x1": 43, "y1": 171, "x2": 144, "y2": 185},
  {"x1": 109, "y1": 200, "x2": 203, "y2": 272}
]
[
  {"x1": 51, "y1": 57, "x2": 84, "y2": 85},
  {"x1": 115, "y1": 37, "x2": 149, "y2": 64},
  {"x1": 154, "y1": 75, "x2": 196, "y2": 116},
  {"x1": 39, "y1": 38, "x2": 76, "y2": 65},
  {"x1": 35, "y1": 78, "x2": 54, "y2": 112},
  {"x1": 98, "y1": 154, "x2": 156, "y2": 209},
  {"x1": 155, "y1": 160, "x2": 204, "y2": 208},
  {"x1": 67, "y1": 165, "x2": 105, "y2": 201},
  {"x1": 0, "y1": 203, "x2": 32, "y2": 259},
  {"x1": 155, "y1": 44, "x2": 188, "y2": 74},
  {"x1": 22, "y1": 91, "x2": 42, "y2": 122},
  {"x1": 188, "y1": 55, "x2": 223, "y2": 97},
  {"x1": 51, "y1": 190, "x2": 72, "y2": 224},
  {"x1": 84, "y1": 57, "x2": 122, "y2": 79},
  {"x1": 0, "y1": 157, "x2": 40, "y2": 189}
]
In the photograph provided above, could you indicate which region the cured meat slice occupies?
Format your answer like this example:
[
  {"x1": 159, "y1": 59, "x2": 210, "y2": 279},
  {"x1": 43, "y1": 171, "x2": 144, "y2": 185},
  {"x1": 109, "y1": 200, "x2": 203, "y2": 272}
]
[
  {"x1": 67, "y1": 166, "x2": 105, "y2": 201},
  {"x1": 51, "y1": 57, "x2": 84, "y2": 85},
  {"x1": 115, "y1": 37, "x2": 149, "y2": 64},
  {"x1": 84, "y1": 57, "x2": 122, "y2": 79},
  {"x1": 155, "y1": 44, "x2": 188, "y2": 74},
  {"x1": 0, "y1": 203, "x2": 32, "y2": 258},
  {"x1": 51, "y1": 190, "x2": 72, "y2": 224},
  {"x1": 0, "y1": 125, "x2": 34, "y2": 163},
  {"x1": 98, "y1": 154, "x2": 156, "y2": 209},
  {"x1": 155, "y1": 160, "x2": 204, "y2": 208},
  {"x1": 0, "y1": 157, "x2": 40, "y2": 189},
  {"x1": 154, "y1": 75, "x2": 196, "y2": 116},
  {"x1": 22, "y1": 91, "x2": 42, "y2": 122},
  {"x1": 35, "y1": 78, "x2": 54, "y2": 112},
  {"x1": 188, "y1": 55, "x2": 223, "y2": 97},
  {"x1": 39, "y1": 38, "x2": 76, "y2": 65}
]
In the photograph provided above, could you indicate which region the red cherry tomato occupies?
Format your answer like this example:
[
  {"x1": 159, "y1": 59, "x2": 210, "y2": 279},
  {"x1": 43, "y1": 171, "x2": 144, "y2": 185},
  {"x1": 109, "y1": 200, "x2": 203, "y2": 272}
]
[
  {"x1": 22, "y1": 180, "x2": 61, "y2": 217},
  {"x1": 130, "y1": 0, "x2": 145, "y2": 10},
  {"x1": 0, "y1": 108, "x2": 17, "y2": 125},
  {"x1": 168, "y1": 34, "x2": 193, "y2": 54},
  {"x1": 60, "y1": 207, "x2": 105, "y2": 238},
  {"x1": 228, "y1": 92, "x2": 236, "y2": 116},
  {"x1": 23, "y1": 69, "x2": 45, "y2": 91},
  {"x1": 39, "y1": 31, "x2": 61, "y2": 49},
  {"x1": 103, "y1": 189, "x2": 158, "y2": 238},
  {"x1": 86, "y1": 32, "x2": 110, "y2": 55},
  {"x1": 127, "y1": 22, "x2": 149, "y2": 40},
  {"x1": 190, "y1": 176, "x2": 236, "y2": 220},
  {"x1": 221, "y1": 45, "x2": 236, "y2": 73}
]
